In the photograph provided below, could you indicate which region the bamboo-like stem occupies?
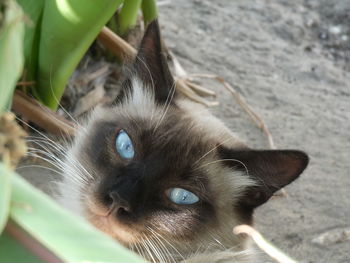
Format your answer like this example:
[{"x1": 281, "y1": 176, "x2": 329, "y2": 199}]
[
  {"x1": 117, "y1": 0, "x2": 142, "y2": 36},
  {"x1": 141, "y1": 0, "x2": 158, "y2": 25},
  {"x1": 98, "y1": 26, "x2": 137, "y2": 61},
  {"x1": 12, "y1": 91, "x2": 75, "y2": 136}
]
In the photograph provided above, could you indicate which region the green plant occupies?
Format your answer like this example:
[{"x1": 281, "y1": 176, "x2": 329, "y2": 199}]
[
  {"x1": 0, "y1": 0, "x2": 24, "y2": 112},
  {"x1": 17, "y1": 0, "x2": 124, "y2": 109},
  {"x1": 0, "y1": 0, "x2": 25, "y2": 232},
  {"x1": 17, "y1": 0, "x2": 158, "y2": 110}
]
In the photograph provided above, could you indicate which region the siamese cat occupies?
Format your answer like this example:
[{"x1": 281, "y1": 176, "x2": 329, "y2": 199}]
[{"x1": 57, "y1": 20, "x2": 309, "y2": 262}]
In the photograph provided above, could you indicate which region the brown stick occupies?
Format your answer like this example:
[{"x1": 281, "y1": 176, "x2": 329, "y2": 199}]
[
  {"x1": 97, "y1": 26, "x2": 136, "y2": 60},
  {"x1": 12, "y1": 91, "x2": 75, "y2": 137}
]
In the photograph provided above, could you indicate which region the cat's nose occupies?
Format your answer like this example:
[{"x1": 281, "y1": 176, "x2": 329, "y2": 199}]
[{"x1": 108, "y1": 191, "x2": 132, "y2": 215}]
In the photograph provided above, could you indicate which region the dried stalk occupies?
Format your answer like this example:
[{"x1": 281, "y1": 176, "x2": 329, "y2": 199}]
[
  {"x1": 175, "y1": 79, "x2": 218, "y2": 107},
  {"x1": 234, "y1": 225, "x2": 297, "y2": 263},
  {"x1": 12, "y1": 91, "x2": 75, "y2": 137},
  {"x1": 97, "y1": 26, "x2": 137, "y2": 60},
  {"x1": 189, "y1": 74, "x2": 276, "y2": 149},
  {"x1": 184, "y1": 80, "x2": 216, "y2": 97}
]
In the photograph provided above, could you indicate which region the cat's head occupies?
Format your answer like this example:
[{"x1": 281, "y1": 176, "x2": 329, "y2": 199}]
[{"x1": 58, "y1": 20, "x2": 308, "y2": 261}]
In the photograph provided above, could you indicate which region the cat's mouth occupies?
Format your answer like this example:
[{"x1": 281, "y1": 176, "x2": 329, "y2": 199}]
[
  {"x1": 84, "y1": 201, "x2": 143, "y2": 246},
  {"x1": 82, "y1": 194, "x2": 137, "y2": 244}
]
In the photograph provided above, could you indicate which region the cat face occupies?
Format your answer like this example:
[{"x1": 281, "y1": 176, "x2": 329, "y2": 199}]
[{"x1": 58, "y1": 20, "x2": 308, "y2": 261}]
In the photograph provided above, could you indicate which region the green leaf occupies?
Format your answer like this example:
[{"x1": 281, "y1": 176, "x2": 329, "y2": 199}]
[
  {"x1": 29, "y1": 0, "x2": 123, "y2": 109},
  {"x1": 10, "y1": 174, "x2": 145, "y2": 263},
  {"x1": 117, "y1": 0, "x2": 142, "y2": 36},
  {"x1": 141, "y1": 0, "x2": 158, "y2": 25},
  {"x1": 16, "y1": 0, "x2": 45, "y2": 85},
  {"x1": 0, "y1": 0, "x2": 25, "y2": 112},
  {"x1": 0, "y1": 163, "x2": 13, "y2": 233},
  {"x1": 0, "y1": 231, "x2": 42, "y2": 263}
]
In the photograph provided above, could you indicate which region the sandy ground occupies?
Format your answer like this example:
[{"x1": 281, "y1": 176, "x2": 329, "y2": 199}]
[{"x1": 19, "y1": 0, "x2": 350, "y2": 262}]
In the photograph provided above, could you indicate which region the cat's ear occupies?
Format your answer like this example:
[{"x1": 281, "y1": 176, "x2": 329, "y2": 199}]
[
  {"x1": 219, "y1": 148, "x2": 309, "y2": 208},
  {"x1": 117, "y1": 19, "x2": 175, "y2": 104}
]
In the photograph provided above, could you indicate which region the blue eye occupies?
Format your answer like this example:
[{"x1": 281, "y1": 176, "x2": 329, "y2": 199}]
[
  {"x1": 167, "y1": 188, "x2": 199, "y2": 205},
  {"x1": 115, "y1": 130, "x2": 134, "y2": 159}
]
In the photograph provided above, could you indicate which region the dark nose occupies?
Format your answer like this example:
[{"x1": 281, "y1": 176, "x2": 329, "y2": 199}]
[{"x1": 108, "y1": 190, "x2": 132, "y2": 216}]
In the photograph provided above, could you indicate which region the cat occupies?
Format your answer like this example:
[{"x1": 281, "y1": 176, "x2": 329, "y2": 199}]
[{"x1": 57, "y1": 20, "x2": 309, "y2": 263}]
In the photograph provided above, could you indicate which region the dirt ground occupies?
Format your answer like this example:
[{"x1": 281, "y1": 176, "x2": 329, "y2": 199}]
[
  {"x1": 19, "y1": 0, "x2": 350, "y2": 262},
  {"x1": 158, "y1": 0, "x2": 350, "y2": 262}
]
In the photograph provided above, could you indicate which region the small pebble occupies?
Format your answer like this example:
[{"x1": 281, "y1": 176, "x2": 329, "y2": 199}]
[
  {"x1": 312, "y1": 227, "x2": 350, "y2": 246},
  {"x1": 318, "y1": 32, "x2": 328, "y2": 40},
  {"x1": 329, "y1": 25, "x2": 342, "y2": 35},
  {"x1": 341, "y1": 35, "x2": 348, "y2": 41}
]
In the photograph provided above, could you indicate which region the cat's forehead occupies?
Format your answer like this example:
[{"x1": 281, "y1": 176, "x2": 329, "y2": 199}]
[{"x1": 87, "y1": 78, "x2": 245, "y2": 150}]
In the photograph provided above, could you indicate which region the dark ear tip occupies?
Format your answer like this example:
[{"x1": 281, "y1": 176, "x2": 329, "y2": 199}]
[
  {"x1": 147, "y1": 19, "x2": 159, "y2": 27},
  {"x1": 288, "y1": 150, "x2": 309, "y2": 173},
  {"x1": 144, "y1": 19, "x2": 160, "y2": 36}
]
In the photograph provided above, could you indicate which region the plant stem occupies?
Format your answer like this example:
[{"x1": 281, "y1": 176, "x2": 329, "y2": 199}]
[
  {"x1": 141, "y1": 0, "x2": 158, "y2": 25},
  {"x1": 117, "y1": 0, "x2": 142, "y2": 36}
]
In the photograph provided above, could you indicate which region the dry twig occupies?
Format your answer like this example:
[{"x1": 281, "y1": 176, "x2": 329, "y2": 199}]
[
  {"x1": 234, "y1": 225, "x2": 297, "y2": 263},
  {"x1": 12, "y1": 91, "x2": 75, "y2": 137},
  {"x1": 73, "y1": 85, "x2": 105, "y2": 116},
  {"x1": 312, "y1": 227, "x2": 350, "y2": 246},
  {"x1": 188, "y1": 74, "x2": 276, "y2": 149},
  {"x1": 97, "y1": 26, "x2": 136, "y2": 60}
]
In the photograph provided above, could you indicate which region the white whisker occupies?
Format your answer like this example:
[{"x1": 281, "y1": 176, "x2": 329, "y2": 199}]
[
  {"x1": 193, "y1": 137, "x2": 234, "y2": 166},
  {"x1": 193, "y1": 158, "x2": 249, "y2": 176},
  {"x1": 153, "y1": 81, "x2": 176, "y2": 132}
]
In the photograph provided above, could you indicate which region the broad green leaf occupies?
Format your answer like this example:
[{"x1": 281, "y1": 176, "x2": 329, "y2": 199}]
[
  {"x1": 0, "y1": 0, "x2": 25, "y2": 112},
  {"x1": 0, "y1": 163, "x2": 13, "y2": 233},
  {"x1": 33, "y1": 0, "x2": 123, "y2": 109},
  {"x1": 10, "y1": 174, "x2": 145, "y2": 263}
]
